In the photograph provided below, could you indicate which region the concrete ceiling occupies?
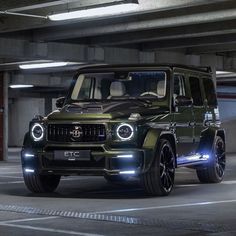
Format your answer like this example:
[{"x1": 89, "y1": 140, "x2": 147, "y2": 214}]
[{"x1": 1, "y1": 0, "x2": 236, "y2": 71}]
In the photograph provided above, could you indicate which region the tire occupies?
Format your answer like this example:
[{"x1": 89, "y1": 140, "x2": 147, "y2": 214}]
[
  {"x1": 23, "y1": 172, "x2": 61, "y2": 193},
  {"x1": 141, "y1": 139, "x2": 175, "y2": 196},
  {"x1": 197, "y1": 136, "x2": 226, "y2": 183}
]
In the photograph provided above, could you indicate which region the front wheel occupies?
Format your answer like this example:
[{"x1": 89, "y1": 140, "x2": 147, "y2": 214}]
[
  {"x1": 141, "y1": 139, "x2": 175, "y2": 196},
  {"x1": 23, "y1": 172, "x2": 61, "y2": 193},
  {"x1": 197, "y1": 136, "x2": 226, "y2": 183}
]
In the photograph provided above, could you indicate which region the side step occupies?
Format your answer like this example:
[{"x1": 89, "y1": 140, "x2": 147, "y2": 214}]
[{"x1": 177, "y1": 154, "x2": 210, "y2": 167}]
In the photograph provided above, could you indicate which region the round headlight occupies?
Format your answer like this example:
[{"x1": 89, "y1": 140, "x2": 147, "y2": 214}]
[
  {"x1": 116, "y1": 123, "x2": 134, "y2": 140},
  {"x1": 31, "y1": 123, "x2": 44, "y2": 141}
]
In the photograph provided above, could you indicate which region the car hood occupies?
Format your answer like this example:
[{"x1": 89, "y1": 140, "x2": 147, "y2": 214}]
[{"x1": 47, "y1": 101, "x2": 168, "y2": 120}]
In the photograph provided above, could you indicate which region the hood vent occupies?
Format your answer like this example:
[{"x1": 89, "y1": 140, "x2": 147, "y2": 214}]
[{"x1": 66, "y1": 104, "x2": 103, "y2": 114}]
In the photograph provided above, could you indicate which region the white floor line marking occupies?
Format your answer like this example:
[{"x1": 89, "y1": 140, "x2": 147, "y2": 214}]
[
  {"x1": 176, "y1": 171, "x2": 193, "y2": 174},
  {"x1": 0, "y1": 172, "x2": 22, "y2": 174},
  {"x1": 0, "y1": 176, "x2": 23, "y2": 179},
  {"x1": 176, "y1": 184, "x2": 200, "y2": 187},
  {"x1": 221, "y1": 180, "x2": 236, "y2": 184},
  {"x1": 93, "y1": 199, "x2": 236, "y2": 214},
  {"x1": 0, "y1": 223, "x2": 105, "y2": 236},
  {"x1": 0, "y1": 181, "x2": 24, "y2": 185},
  {"x1": 0, "y1": 216, "x2": 58, "y2": 224}
]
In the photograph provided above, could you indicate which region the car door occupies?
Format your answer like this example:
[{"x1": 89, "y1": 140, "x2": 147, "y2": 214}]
[
  {"x1": 202, "y1": 77, "x2": 219, "y2": 126},
  {"x1": 173, "y1": 73, "x2": 195, "y2": 157},
  {"x1": 189, "y1": 76, "x2": 205, "y2": 147}
]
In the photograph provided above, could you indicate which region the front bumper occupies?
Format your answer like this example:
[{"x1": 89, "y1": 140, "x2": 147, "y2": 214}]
[{"x1": 21, "y1": 145, "x2": 153, "y2": 176}]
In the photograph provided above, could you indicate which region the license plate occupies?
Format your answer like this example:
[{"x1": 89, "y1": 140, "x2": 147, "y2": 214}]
[{"x1": 54, "y1": 150, "x2": 91, "y2": 161}]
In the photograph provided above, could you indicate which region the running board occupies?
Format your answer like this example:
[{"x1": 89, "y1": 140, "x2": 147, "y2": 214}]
[{"x1": 177, "y1": 154, "x2": 210, "y2": 167}]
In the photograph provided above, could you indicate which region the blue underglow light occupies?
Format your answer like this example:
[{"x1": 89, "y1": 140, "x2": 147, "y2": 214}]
[{"x1": 202, "y1": 154, "x2": 210, "y2": 160}]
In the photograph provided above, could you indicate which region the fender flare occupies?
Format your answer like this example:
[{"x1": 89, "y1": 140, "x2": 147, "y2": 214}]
[
  {"x1": 22, "y1": 132, "x2": 32, "y2": 148},
  {"x1": 197, "y1": 127, "x2": 225, "y2": 155},
  {"x1": 142, "y1": 128, "x2": 176, "y2": 172}
]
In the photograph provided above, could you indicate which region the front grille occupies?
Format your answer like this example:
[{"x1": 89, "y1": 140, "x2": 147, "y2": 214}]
[{"x1": 47, "y1": 124, "x2": 106, "y2": 142}]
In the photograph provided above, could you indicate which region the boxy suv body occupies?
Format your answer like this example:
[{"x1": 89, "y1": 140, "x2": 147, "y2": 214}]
[{"x1": 21, "y1": 64, "x2": 226, "y2": 196}]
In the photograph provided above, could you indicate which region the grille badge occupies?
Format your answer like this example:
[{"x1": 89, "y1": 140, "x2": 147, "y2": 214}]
[{"x1": 70, "y1": 126, "x2": 83, "y2": 139}]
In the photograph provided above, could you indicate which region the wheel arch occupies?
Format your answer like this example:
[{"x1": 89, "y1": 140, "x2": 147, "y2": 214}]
[
  {"x1": 197, "y1": 127, "x2": 225, "y2": 154},
  {"x1": 142, "y1": 128, "x2": 177, "y2": 171},
  {"x1": 217, "y1": 129, "x2": 226, "y2": 144}
]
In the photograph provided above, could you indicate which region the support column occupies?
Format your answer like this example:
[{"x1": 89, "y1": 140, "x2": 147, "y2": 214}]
[
  {"x1": 0, "y1": 74, "x2": 3, "y2": 161},
  {"x1": 3, "y1": 73, "x2": 9, "y2": 161}
]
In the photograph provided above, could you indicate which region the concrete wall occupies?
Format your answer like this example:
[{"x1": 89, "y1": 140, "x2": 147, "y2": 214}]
[
  {"x1": 8, "y1": 98, "x2": 44, "y2": 146},
  {"x1": 218, "y1": 99, "x2": 236, "y2": 153}
]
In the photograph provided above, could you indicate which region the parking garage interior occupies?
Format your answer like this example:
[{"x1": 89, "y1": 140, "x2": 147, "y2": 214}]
[{"x1": 1, "y1": 0, "x2": 236, "y2": 235}]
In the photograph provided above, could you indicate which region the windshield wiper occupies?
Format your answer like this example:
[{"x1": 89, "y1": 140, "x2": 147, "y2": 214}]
[
  {"x1": 134, "y1": 97, "x2": 153, "y2": 106},
  {"x1": 70, "y1": 99, "x2": 107, "y2": 103}
]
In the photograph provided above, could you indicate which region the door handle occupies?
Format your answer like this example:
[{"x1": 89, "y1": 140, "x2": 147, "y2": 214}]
[{"x1": 189, "y1": 121, "x2": 195, "y2": 126}]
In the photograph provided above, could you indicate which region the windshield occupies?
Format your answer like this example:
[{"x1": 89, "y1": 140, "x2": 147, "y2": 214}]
[{"x1": 71, "y1": 71, "x2": 167, "y2": 101}]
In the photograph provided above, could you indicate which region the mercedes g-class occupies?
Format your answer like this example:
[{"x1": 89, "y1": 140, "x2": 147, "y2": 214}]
[{"x1": 21, "y1": 64, "x2": 226, "y2": 196}]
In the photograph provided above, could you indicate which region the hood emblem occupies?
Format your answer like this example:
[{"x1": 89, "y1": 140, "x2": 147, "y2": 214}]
[{"x1": 70, "y1": 126, "x2": 83, "y2": 139}]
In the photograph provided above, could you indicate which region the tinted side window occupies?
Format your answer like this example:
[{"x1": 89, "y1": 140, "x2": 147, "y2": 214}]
[
  {"x1": 189, "y1": 77, "x2": 203, "y2": 106},
  {"x1": 203, "y1": 78, "x2": 217, "y2": 107},
  {"x1": 174, "y1": 74, "x2": 185, "y2": 96}
]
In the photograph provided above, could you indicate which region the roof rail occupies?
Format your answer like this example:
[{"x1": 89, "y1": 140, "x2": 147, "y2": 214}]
[{"x1": 198, "y1": 66, "x2": 212, "y2": 73}]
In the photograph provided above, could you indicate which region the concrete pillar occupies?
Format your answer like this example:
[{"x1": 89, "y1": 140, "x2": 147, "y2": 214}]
[
  {"x1": 3, "y1": 73, "x2": 9, "y2": 161},
  {"x1": 0, "y1": 74, "x2": 3, "y2": 161}
]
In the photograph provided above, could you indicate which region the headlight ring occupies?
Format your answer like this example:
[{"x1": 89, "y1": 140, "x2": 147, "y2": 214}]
[
  {"x1": 31, "y1": 123, "x2": 44, "y2": 141},
  {"x1": 116, "y1": 123, "x2": 134, "y2": 141}
]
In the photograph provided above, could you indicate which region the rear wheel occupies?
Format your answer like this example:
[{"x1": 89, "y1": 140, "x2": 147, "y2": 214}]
[
  {"x1": 141, "y1": 139, "x2": 175, "y2": 196},
  {"x1": 23, "y1": 172, "x2": 61, "y2": 193},
  {"x1": 197, "y1": 136, "x2": 226, "y2": 183}
]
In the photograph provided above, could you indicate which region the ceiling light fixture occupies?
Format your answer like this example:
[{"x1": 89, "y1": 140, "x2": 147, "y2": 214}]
[
  {"x1": 9, "y1": 84, "x2": 34, "y2": 89},
  {"x1": 19, "y1": 62, "x2": 69, "y2": 69},
  {"x1": 49, "y1": 0, "x2": 139, "y2": 21},
  {"x1": 216, "y1": 71, "x2": 233, "y2": 75}
]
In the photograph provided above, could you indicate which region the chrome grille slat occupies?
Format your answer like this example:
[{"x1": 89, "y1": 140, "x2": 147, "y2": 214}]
[{"x1": 47, "y1": 124, "x2": 106, "y2": 142}]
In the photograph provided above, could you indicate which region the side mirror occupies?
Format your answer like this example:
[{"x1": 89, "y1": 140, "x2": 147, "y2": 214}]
[
  {"x1": 175, "y1": 95, "x2": 193, "y2": 107},
  {"x1": 56, "y1": 97, "x2": 65, "y2": 109}
]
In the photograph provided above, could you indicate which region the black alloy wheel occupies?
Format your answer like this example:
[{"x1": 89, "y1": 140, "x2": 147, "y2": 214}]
[
  {"x1": 197, "y1": 136, "x2": 226, "y2": 183},
  {"x1": 142, "y1": 139, "x2": 175, "y2": 196}
]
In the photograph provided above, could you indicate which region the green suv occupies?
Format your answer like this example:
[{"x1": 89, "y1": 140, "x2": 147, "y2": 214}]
[{"x1": 21, "y1": 64, "x2": 226, "y2": 196}]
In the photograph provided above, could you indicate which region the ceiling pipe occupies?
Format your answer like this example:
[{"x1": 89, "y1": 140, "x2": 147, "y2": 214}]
[{"x1": 0, "y1": 11, "x2": 47, "y2": 19}]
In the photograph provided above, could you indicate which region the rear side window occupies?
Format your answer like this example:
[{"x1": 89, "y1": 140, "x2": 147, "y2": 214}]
[
  {"x1": 203, "y1": 78, "x2": 217, "y2": 107},
  {"x1": 189, "y1": 77, "x2": 203, "y2": 106}
]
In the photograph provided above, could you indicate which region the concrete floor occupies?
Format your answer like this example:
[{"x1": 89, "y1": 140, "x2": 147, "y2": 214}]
[{"x1": 0, "y1": 149, "x2": 236, "y2": 235}]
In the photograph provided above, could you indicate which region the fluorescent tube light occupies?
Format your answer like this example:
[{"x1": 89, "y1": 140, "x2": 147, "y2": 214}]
[
  {"x1": 19, "y1": 62, "x2": 69, "y2": 69},
  {"x1": 9, "y1": 84, "x2": 34, "y2": 89},
  {"x1": 49, "y1": 3, "x2": 139, "y2": 21},
  {"x1": 216, "y1": 71, "x2": 233, "y2": 75}
]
